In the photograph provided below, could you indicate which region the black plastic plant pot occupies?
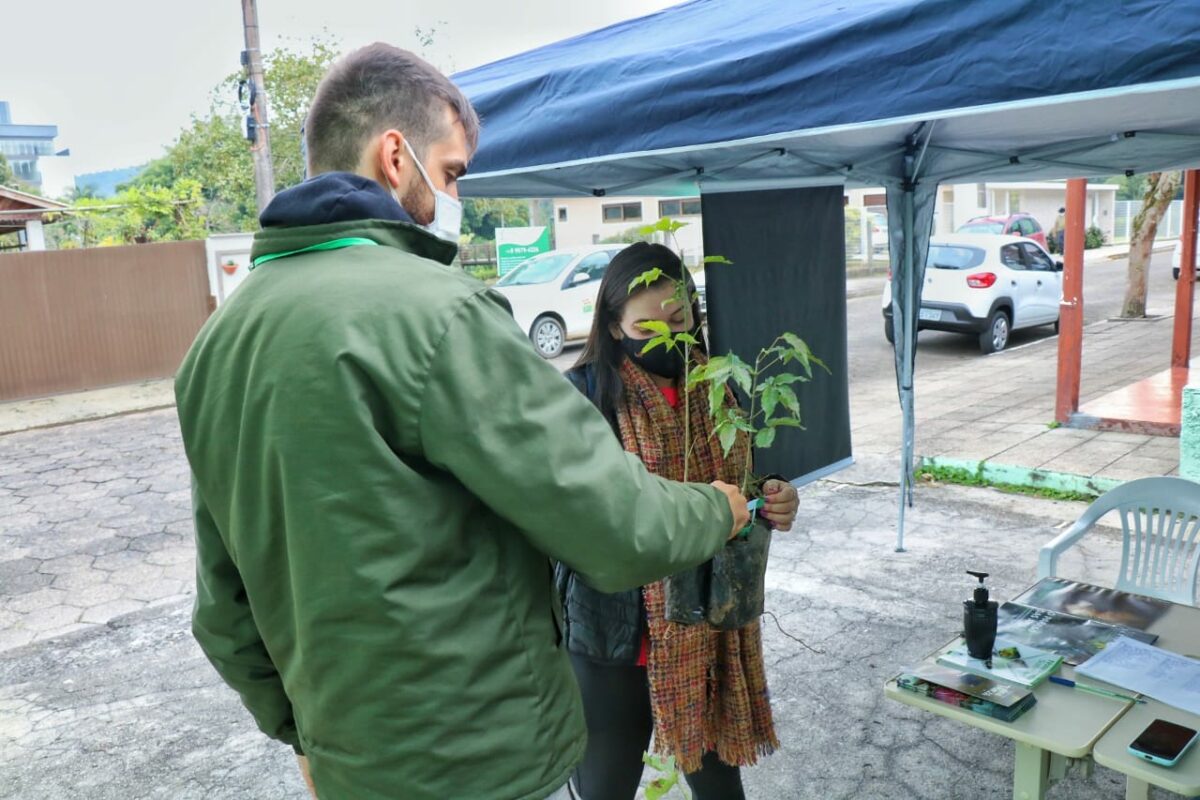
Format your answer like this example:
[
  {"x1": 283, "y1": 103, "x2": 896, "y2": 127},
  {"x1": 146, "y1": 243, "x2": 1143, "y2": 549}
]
[
  {"x1": 663, "y1": 561, "x2": 711, "y2": 625},
  {"x1": 706, "y1": 520, "x2": 772, "y2": 630}
]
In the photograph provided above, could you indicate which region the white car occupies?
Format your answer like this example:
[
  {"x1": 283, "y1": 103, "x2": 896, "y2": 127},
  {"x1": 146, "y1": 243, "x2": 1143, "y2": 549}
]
[
  {"x1": 881, "y1": 233, "x2": 1063, "y2": 354},
  {"x1": 493, "y1": 245, "x2": 625, "y2": 358},
  {"x1": 1173, "y1": 230, "x2": 1199, "y2": 281}
]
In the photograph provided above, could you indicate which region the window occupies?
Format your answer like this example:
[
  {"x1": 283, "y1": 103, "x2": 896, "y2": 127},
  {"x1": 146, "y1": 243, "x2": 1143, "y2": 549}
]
[
  {"x1": 602, "y1": 202, "x2": 642, "y2": 223},
  {"x1": 1000, "y1": 244, "x2": 1026, "y2": 270},
  {"x1": 557, "y1": 207, "x2": 568, "y2": 222},
  {"x1": 570, "y1": 252, "x2": 612, "y2": 284},
  {"x1": 976, "y1": 183, "x2": 987, "y2": 208},
  {"x1": 1008, "y1": 191, "x2": 1021, "y2": 213},
  {"x1": 926, "y1": 245, "x2": 986, "y2": 271},
  {"x1": 1022, "y1": 243, "x2": 1055, "y2": 271},
  {"x1": 658, "y1": 198, "x2": 702, "y2": 217}
]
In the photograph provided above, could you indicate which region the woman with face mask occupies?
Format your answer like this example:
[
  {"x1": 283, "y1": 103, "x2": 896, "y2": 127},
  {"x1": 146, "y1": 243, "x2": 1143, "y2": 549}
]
[{"x1": 559, "y1": 242, "x2": 799, "y2": 799}]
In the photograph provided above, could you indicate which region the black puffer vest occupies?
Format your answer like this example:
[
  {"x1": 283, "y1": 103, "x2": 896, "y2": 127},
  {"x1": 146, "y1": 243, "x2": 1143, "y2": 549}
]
[{"x1": 555, "y1": 364, "x2": 645, "y2": 664}]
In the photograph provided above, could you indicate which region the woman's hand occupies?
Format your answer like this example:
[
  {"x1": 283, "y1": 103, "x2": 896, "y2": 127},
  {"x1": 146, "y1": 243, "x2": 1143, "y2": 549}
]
[{"x1": 759, "y1": 479, "x2": 798, "y2": 532}]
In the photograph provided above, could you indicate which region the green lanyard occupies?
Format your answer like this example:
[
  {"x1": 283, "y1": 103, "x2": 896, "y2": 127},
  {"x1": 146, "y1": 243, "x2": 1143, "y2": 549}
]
[{"x1": 250, "y1": 237, "x2": 379, "y2": 269}]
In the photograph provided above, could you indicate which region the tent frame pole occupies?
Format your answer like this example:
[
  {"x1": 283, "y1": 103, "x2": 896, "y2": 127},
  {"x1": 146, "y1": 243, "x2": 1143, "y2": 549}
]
[
  {"x1": 1172, "y1": 169, "x2": 1199, "y2": 369},
  {"x1": 1055, "y1": 179, "x2": 1088, "y2": 424},
  {"x1": 897, "y1": 184, "x2": 915, "y2": 553}
]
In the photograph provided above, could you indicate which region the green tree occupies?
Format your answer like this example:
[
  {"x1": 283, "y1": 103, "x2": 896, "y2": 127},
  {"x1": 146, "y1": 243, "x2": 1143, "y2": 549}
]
[
  {"x1": 0, "y1": 153, "x2": 14, "y2": 188},
  {"x1": 1122, "y1": 171, "x2": 1182, "y2": 318},
  {"x1": 461, "y1": 198, "x2": 531, "y2": 242},
  {"x1": 50, "y1": 180, "x2": 206, "y2": 248},
  {"x1": 133, "y1": 36, "x2": 341, "y2": 232}
]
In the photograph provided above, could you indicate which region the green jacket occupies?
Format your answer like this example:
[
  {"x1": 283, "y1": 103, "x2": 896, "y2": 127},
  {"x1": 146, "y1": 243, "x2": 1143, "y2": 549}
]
[{"x1": 175, "y1": 217, "x2": 733, "y2": 800}]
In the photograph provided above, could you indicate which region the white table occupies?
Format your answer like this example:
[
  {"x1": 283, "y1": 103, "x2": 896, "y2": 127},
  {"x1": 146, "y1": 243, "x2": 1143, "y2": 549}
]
[
  {"x1": 885, "y1": 637, "x2": 1133, "y2": 800},
  {"x1": 1090, "y1": 599, "x2": 1200, "y2": 800},
  {"x1": 885, "y1": 583, "x2": 1200, "y2": 800}
]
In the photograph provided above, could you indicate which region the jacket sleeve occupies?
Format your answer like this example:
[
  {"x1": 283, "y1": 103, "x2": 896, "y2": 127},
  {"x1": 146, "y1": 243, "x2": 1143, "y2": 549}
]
[
  {"x1": 417, "y1": 290, "x2": 733, "y2": 593},
  {"x1": 190, "y1": 478, "x2": 303, "y2": 753}
]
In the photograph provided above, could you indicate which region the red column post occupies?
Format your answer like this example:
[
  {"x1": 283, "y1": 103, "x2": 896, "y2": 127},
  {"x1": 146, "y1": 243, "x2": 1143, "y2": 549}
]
[
  {"x1": 1055, "y1": 178, "x2": 1088, "y2": 424},
  {"x1": 1172, "y1": 169, "x2": 1199, "y2": 369}
]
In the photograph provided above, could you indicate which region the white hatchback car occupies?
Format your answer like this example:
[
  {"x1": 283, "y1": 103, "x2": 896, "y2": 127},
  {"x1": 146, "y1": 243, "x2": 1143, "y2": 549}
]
[
  {"x1": 881, "y1": 233, "x2": 1063, "y2": 354},
  {"x1": 493, "y1": 245, "x2": 626, "y2": 358},
  {"x1": 1173, "y1": 230, "x2": 1199, "y2": 281}
]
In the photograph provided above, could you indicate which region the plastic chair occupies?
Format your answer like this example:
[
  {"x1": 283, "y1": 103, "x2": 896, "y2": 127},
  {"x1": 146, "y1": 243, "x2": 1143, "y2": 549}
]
[{"x1": 1038, "y1": 477, "x2": 1200, "y2": 606}]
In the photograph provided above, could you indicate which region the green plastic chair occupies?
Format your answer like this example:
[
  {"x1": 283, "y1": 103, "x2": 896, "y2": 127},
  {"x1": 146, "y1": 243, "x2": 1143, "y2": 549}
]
[{"x1": 1037, "y1": 476, "x2": 1200, "y2": 606}]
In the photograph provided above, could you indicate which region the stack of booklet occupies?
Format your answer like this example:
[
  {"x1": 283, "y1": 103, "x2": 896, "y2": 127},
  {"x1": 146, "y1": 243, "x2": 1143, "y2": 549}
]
[
  {"x1": 997, "y1": 578, "x2": 1164, "y2": 664},
  {"x1": 897, "y1": 661, "x2": 1038, "y2": 722}
]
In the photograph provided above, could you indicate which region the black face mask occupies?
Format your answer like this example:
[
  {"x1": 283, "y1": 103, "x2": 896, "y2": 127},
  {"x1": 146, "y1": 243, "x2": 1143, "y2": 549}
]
[{"x1": 620, "y1": 335, "x2": 686, "y2": 380}]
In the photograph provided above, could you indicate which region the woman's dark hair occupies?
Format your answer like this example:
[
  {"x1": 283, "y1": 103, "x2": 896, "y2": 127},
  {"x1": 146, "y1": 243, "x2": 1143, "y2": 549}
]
[{"x1": 572, "y1": 241, "x2": 705, "y2": 422}]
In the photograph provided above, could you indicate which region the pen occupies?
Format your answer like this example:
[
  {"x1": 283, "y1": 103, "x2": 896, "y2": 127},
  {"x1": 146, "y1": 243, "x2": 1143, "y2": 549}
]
[{"x1": 1048, "y1": 675, "x2": 1146, "y2": 704}]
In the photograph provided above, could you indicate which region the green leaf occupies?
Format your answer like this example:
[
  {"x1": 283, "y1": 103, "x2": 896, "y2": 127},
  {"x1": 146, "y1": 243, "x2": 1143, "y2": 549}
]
[
  {"x1": 778, "y1": 385, "x2": 800, "y2": 415},
  {"x1": 708, "y1": 380, "x2": 726, "y2": 414},
  {"x1": 772, "y1": 373, "x2": 805, "y2": 385},
  {"x1": 732, "y1": 415, "x2": 756, "y2": 433},
  {"x1": 646, "y1": 777, "x2": 678, "y2": 800},
  {"x1": 755, "y1": 427, "x2": 777, "y2": 449},
  {"x1": 703, "y1": 254, "x2": 733, "y2": 265},
  {"x1": 640, "y1": 335, "x2": 673, "y2": 355},
  {"x1": 675, "y1": 332, "x2": 699, "y2": 346},
  {"x1": 769, "y1": 417, "x2": 804, "y2": 429},
  {"x1": 637, "y1": 319, "x2": 672, "y2": 336},
  {"x1": 760, "y1": 385, "x2": 779, "y2": 421},
  {"x1": 628, "y1": 268, "x2": 664, "y2": 293},
  {"x1": 642, "y1": 752, "x2": 669, "y2": 771},
  {"x1": 717, "y1": 422, "x2": 738, "y2": 455},
  {"x1": 729, "y1": 359, "x2": 753, "y2": 395}
]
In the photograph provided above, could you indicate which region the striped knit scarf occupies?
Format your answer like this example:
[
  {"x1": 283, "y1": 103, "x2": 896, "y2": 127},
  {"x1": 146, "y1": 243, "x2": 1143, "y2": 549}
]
[{"x1": 614, "y1": 356, "x2": 779, "y2": 773}]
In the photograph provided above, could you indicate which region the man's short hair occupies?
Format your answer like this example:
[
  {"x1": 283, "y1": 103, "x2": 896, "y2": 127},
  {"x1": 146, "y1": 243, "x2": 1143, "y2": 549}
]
[{"x1": 305, "y1": 43, "x2": 480, "y2": 175}]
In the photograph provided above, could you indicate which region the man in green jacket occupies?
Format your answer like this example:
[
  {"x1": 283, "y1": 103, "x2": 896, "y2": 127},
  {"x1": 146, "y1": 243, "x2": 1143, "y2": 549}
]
[{"x1": 175, "y1": 43, "x2": 748, "y2": 800}]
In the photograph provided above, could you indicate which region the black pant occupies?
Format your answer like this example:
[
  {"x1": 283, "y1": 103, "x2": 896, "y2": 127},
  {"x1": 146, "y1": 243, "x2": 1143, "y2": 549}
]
[{"x1": 569, "y1": 653, "x2": 745, "y2": 800}]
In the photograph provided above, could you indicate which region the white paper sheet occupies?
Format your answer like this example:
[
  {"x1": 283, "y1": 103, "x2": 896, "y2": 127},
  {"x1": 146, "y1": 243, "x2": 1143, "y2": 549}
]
[{"x1": 1075, "y1": 636, "x2": 1200, "y2": 716}]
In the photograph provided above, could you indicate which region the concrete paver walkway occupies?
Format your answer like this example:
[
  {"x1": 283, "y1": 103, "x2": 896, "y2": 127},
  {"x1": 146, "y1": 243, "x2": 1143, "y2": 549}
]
[{"x1": 851, "y1": 309, "x2": 1196, "y2": 489}]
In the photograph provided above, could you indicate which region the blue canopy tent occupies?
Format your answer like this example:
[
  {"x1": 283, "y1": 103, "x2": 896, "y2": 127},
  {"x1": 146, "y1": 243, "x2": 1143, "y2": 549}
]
[{"x1": 453, "y1": 0, "x2": 1200, "y2": 550}]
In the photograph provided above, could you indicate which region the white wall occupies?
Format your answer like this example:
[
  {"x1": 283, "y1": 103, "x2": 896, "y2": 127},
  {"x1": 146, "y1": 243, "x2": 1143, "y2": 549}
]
[
  {"x1": 552, "y1": 195, "x2": 705, "y2": 264},
  {"x1": 204, "y1": 232, "x2": 255, "y2": 305}
]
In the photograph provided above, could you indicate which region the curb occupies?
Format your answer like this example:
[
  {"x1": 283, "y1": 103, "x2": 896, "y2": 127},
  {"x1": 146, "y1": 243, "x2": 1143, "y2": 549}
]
[{"x1": 917, "y1": 455, "x2": 1123, "y2": 499}]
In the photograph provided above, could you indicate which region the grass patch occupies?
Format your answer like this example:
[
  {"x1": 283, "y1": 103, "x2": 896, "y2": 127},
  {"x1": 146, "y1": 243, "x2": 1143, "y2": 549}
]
[{"x1": 915, "y1": 463, "x2": 1097, "y2": 503}]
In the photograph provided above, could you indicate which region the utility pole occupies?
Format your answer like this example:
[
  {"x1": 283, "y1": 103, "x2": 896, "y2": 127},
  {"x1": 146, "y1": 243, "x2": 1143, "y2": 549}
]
[{"x1": 240, "y1": 0, "x2": 275, "y2": 213}]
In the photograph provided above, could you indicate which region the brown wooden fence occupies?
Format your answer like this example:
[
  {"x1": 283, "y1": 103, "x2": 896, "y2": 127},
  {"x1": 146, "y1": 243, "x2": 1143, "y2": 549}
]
[{"x1": 0, "y1": 241, "x2": 212, "y2": 402}]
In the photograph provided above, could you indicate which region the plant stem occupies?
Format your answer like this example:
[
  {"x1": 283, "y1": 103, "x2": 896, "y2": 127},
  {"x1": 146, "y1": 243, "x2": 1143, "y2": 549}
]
[{"x1": 741, "y1": 350, "x2": 765, "y2": 495}]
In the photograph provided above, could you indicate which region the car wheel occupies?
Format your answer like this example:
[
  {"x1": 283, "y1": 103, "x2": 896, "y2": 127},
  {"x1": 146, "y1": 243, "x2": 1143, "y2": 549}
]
[
  {"x1": 531, "y1": 316, "x2": 565, "y2": 359},
  {"x1": 1174, "y1": 267, "x2": 1181, "y2": 281},
  {"x1": 979, "y1": 310, "x2": 1010, "y2": 354},
  {"x1": 884, "y1": 319, "x2": 895, "y2": 344}
]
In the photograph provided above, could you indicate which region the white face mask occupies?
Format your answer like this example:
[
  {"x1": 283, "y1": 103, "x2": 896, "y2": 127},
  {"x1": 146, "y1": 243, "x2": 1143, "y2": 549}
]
[{"x1": 397, "y1": 137, "x2": 463, "y2": 245}]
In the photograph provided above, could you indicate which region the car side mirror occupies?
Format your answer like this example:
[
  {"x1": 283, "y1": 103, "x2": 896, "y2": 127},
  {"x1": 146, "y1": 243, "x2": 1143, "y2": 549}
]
[
  {"x1": 1055, "y1": 261, "x2": 1064, "y2": 271},
  {"x1": 571, "y1": 272, "x2": 590, "y2": 286}
]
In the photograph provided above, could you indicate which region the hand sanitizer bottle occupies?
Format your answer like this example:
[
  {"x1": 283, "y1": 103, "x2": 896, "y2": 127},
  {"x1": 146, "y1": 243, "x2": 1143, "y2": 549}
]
[{"x1": 963, "y1": 570, "x2": 998, "y2": 662}]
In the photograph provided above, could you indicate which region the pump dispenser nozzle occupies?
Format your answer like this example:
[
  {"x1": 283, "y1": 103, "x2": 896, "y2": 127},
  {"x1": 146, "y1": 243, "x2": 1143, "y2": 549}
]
[{"x1": 963, "y1": 570, "x2": 998, "y2": 663}]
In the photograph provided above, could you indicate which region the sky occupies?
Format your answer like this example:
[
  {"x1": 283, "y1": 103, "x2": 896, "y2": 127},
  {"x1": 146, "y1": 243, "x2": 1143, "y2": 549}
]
[{"x1": 2, "y1": 0, "x2": 678, "y2": 197}]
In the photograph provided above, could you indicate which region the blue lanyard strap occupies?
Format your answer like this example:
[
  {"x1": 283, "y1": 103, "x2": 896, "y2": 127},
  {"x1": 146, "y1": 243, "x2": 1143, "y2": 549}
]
[{"x1": 250, "y1": 237, "x2": 379, "y2": 269}]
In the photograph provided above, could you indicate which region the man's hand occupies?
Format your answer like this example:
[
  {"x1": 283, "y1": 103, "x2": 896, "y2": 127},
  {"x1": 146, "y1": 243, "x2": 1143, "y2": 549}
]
[
  {"x1": 711, "y1": 481, "x2": 750, "y2": 539},
  {"x1": 298, "y1": 755, "x2": 317, "y2": 798},
  {"x1": 760, "y1": 479, "x2": 799, "y2": 532}
]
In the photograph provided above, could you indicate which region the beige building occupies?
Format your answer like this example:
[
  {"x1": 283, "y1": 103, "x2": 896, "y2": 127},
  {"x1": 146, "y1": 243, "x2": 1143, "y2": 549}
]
[
  {"x1": 844, "y1": 182, "x2": 1118, "y2": 239},
  {"x1": 549, "y1": 181, "x2": 1117, "y2": 263},
  {"x1": 550, "y1": 195, "x2": 705, "y2": 265}
]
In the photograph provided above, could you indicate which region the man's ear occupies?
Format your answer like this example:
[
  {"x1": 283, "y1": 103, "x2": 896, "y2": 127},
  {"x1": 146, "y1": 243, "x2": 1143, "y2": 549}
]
[{"x1": 375, "y1": 129, "x2": 407, "y2": 190}]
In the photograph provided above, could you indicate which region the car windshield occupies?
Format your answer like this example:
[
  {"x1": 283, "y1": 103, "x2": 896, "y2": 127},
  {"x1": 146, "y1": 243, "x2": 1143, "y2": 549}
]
[
  {"x1": 496, "y1": 252, "x2": 576, "y2": 286},
  {"x1": 927, "y1": 244, "x2": 986, "y2": 270},
  {"x1": 959, "y1": 221, "x2": 1006, "y2": 234}
]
